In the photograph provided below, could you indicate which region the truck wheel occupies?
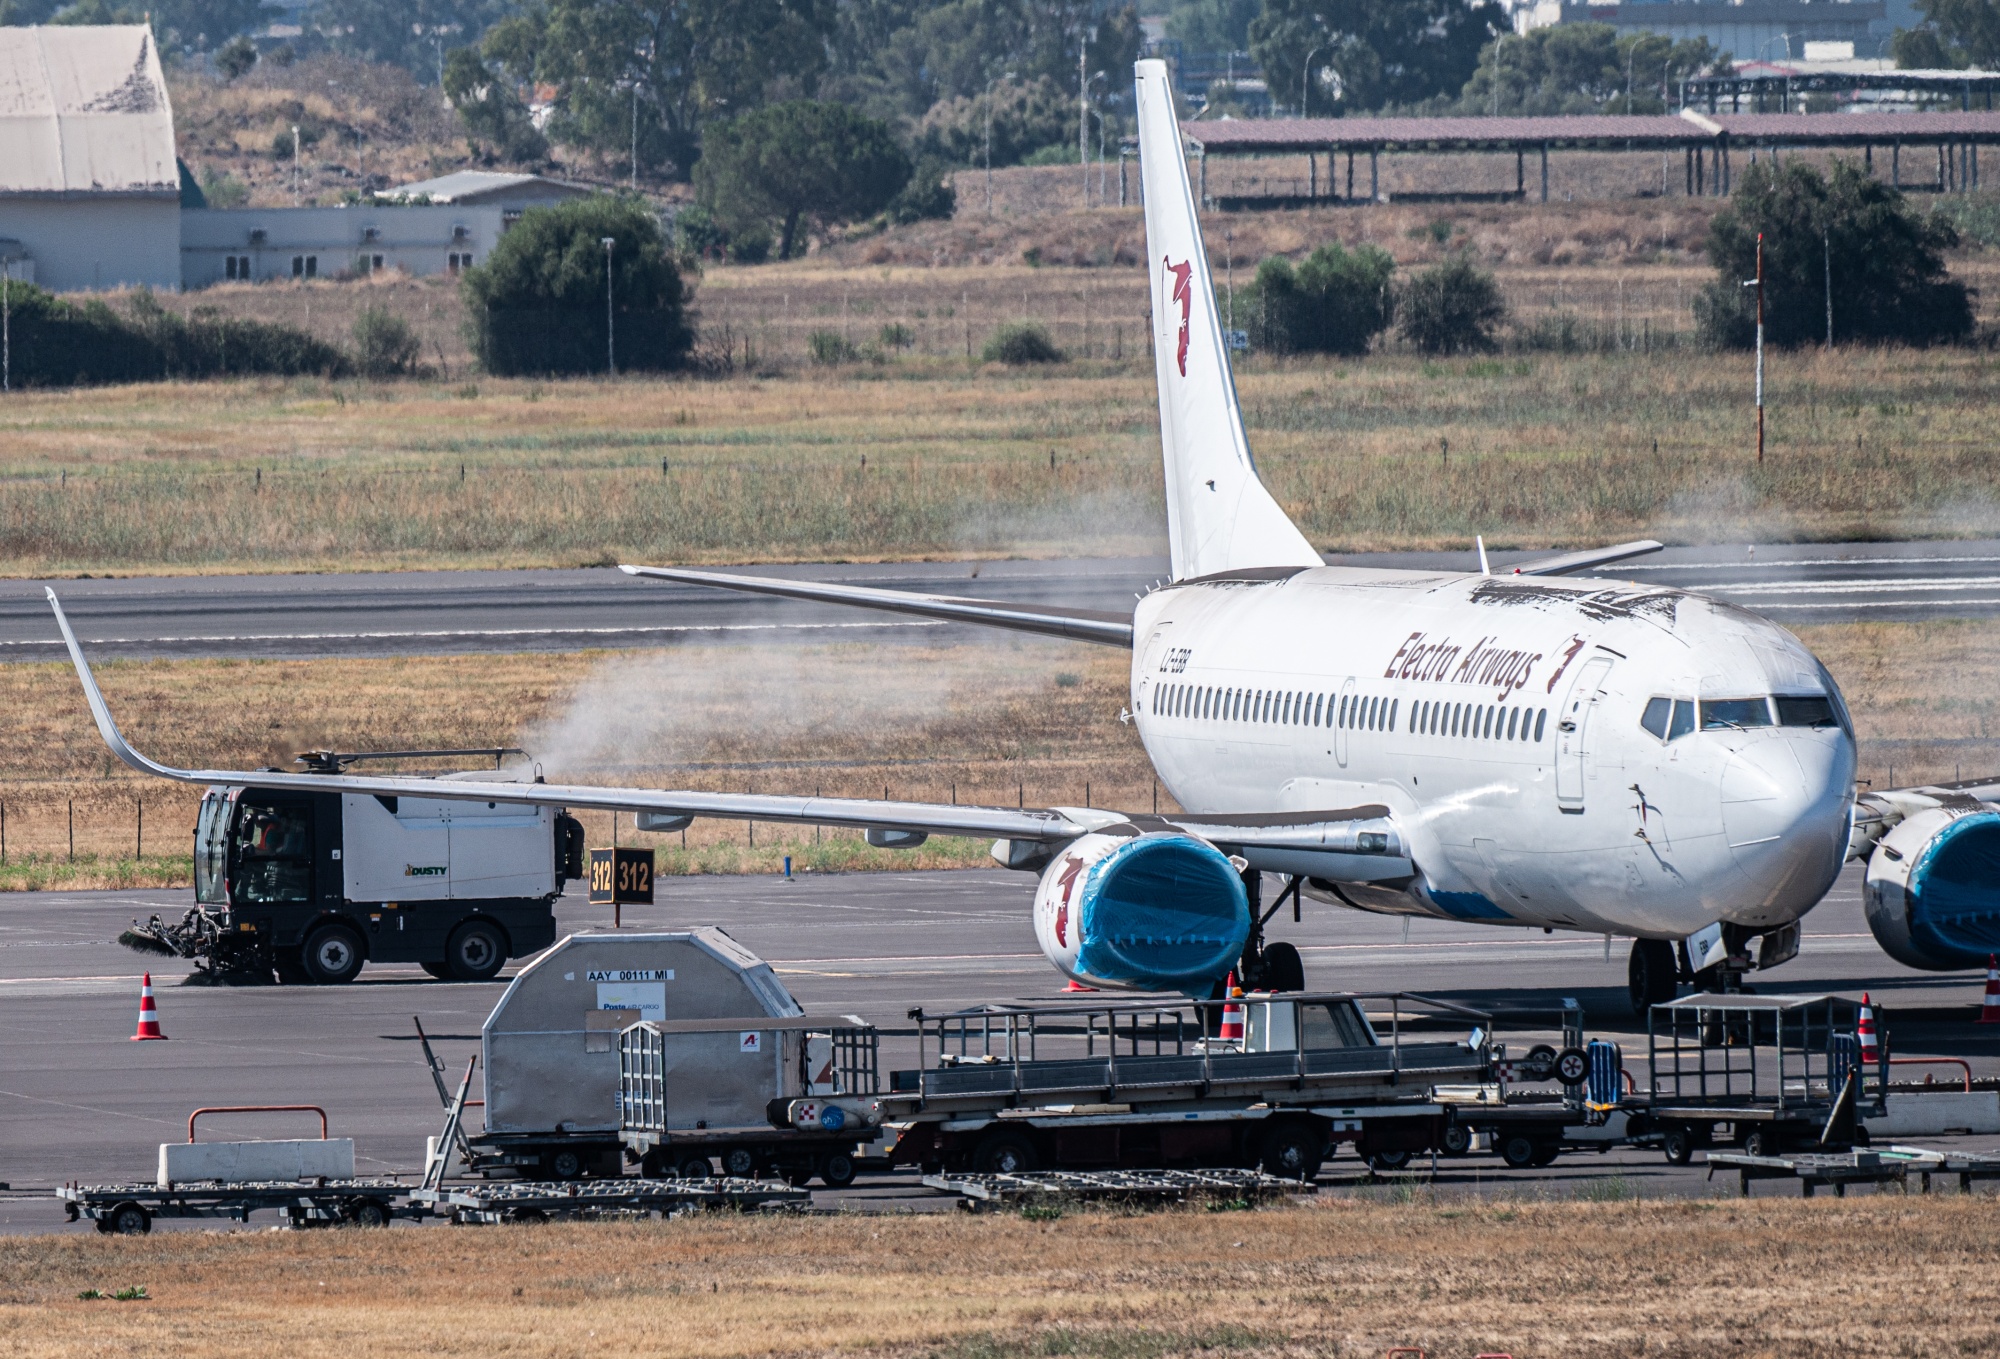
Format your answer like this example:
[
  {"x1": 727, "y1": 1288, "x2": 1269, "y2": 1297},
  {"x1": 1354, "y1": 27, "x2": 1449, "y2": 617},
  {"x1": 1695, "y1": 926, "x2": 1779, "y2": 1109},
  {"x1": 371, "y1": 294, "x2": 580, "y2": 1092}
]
[
  {"x1": 677, "y1": 1155, "x2": 714, "y2": 1180},
  {"x1": 346, "y1": 1198, "x2": 392, "y2": 1227},
  {"x1": 1629, "y1": 939, "x2": 1678, "y2": 1016},
  {"x1": 301, "y1": 924, "x2": 364, "y2": 985},
  {"x1": 419, "y1": 961, "x2": 451, "y2": 980},
  {"x1": 821, "y1": 1151, "x2": 857, "y2": 1188},
  {"x1": 444, "y1": 921, "x2": 506, "y2": 982},
  {"x1": 721, "y1": 1146, "x2": 758, "y2": 1178},
  {"x1": 1259, "y1": 1122, "x2": 1323, "y2": 1180},
  {"x1": 1260, "y1": 941, "x2": 1305, "y2": 992},
  {"x1": 1530, "y1": 1141, "x2": 1561, "y2": 1167},
  {"x1": 1661, "y1": 1125, "x2": 1694, "y2": 1165},
  {"x1": 1500, "y1": 1134, "x2": 1541, "y2": 1169},
  {"x1": 274, "y1": 948, "x2": 311, "y2": 985},
  {"x1": 1367, "y1": 1149, "x2": 1412, "y2": 1172},
  {"x1": 1743, "y1": 1127, "x2": 1778, "y2": 1158},
  {"x1": 547, "y1": 1147, "x2": 584, "y2": 1180},
  {"x1": 1442, "y1": 1122, "x2": 1472, "y2": 1156},
  {"x1": 972, "y1": 1131, "x2": 1039, "y2": 1174},
  {"x1": 108, "y1": 1202, "x2": 150, "y2": 1236}
]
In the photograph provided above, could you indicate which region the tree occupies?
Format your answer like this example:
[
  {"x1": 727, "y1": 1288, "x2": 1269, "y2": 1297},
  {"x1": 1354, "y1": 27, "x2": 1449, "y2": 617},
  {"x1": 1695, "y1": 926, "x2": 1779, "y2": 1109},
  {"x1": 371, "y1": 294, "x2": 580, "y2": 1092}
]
[
  {"x1": 1242, "y1": 241, "x2": 1395, "y2": 356},
  {"x1": 318, "y1": 0, "x2": 515, "y2": 80},
  {"x1": 1912, "y1": 0, "x2": 2000, "y2": 66},
  {"x1": 915, "y1": 76, "x2": 1076, "y2": 168},
  {"x1": 1695, "y1": 158, "x2": 1973, "y2": 348},
  {"x1": 1249, "y1": 0, "x2": 1506, "y2": 114},
  {"x1": 696, "y1": 100, "x2": 910, "y2": 260},
  {"x1": 1398, "y1": 255, "x2": 1505, "y2": 354},
  {"x1": 1164, "y1": 0, "x2": 1261, "y2": 52},
  {"x1": 443, "y1": 46, "x2": 549, "y2": 162},
  {"x1": 488, "y1": 0, "x2": 836, "y2": 181},
  {"x1": 887, "y1": 157, "x2": 957, "y2": 223},
  {"x1": 1892, "y1": 25, "x2": 1963, "y2": 68},
  {"x1": 460, "y1": 196, "x2": 694, "y2": 376},
  {"x1": 1455, "y1": 25, "x2": 1727, "y2": 116}
]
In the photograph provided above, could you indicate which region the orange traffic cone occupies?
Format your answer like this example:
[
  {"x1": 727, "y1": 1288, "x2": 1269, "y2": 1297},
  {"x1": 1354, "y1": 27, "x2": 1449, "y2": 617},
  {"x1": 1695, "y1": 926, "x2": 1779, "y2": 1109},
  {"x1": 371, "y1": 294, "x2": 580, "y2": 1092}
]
[
  {"x1": 1979, "y1": 955, "x2": 2000, "y2": 1024},
  {"x1": 1857, "y1": 992, "x2": 1878, "y2": 1066},
  {"x1": 1062, "y1": 979, "x2": 1099, "y2": 992},
  {"x1": 1219, "y1": 972, "x2": 1246, "y2": 1043},
  {"x1": 130, "y1": 972, "x2": 167, "y2": 1041}
]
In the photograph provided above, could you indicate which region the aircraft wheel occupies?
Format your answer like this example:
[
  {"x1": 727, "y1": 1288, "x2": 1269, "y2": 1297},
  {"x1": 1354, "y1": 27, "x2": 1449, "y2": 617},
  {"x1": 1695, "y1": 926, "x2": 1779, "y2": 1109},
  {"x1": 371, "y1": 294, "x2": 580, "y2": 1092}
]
[
  {"x1": 1259, "y1": 941, "x2": 1305, "y2": 992},
  {"x1": 1628, "y1": 939, "x2": 1678, "y2": 1016}
]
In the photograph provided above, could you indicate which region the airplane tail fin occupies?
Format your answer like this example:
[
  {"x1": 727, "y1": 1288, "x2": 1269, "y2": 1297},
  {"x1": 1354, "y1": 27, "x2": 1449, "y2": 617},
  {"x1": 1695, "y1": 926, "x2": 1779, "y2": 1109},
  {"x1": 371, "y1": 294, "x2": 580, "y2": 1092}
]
[{"x1": 1135, "y1": 59, "x2": 1321, "y2": 582}]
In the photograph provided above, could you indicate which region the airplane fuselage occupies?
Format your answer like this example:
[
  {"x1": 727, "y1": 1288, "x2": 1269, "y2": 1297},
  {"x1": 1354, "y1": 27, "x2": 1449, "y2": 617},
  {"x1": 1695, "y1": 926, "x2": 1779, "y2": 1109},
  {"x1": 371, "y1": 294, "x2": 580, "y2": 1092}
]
[{"x1": 1129, "y1": 565, "x2": 1857, "y2": 940}]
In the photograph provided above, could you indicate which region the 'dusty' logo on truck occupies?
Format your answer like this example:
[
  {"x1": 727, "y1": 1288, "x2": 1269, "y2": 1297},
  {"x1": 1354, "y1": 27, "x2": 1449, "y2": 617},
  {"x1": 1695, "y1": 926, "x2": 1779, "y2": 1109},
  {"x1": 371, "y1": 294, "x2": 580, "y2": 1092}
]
[{"x1": 404, "y1": 864, "x2": 446, "y2": 877}]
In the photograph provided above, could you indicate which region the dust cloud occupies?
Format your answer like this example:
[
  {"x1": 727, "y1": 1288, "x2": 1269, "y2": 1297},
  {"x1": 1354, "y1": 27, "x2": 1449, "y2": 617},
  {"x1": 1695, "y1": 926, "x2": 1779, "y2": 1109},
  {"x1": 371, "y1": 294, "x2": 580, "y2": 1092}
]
[{"x1": 522, "y1": 637, "x2": 1078, "y2": 781}]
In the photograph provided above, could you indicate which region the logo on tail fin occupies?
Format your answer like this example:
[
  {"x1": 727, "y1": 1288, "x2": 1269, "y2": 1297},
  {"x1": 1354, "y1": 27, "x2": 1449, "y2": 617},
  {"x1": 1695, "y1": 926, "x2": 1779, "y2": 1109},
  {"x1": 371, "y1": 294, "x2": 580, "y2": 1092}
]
[{"x1": 1165, "y1": 256, "x2": 1193, "y2": 376}]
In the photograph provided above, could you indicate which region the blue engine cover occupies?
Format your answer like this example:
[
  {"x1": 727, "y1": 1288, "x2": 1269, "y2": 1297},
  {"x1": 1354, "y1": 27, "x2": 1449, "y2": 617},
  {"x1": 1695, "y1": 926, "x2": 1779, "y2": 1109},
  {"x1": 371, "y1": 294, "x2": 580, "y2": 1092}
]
[
  {"x1": 1074, "y1": 835, "x2": 1249, "y2": 991},
  {"x1": 1906, "y1": 812, "x2": 2000, "y2": 967}
]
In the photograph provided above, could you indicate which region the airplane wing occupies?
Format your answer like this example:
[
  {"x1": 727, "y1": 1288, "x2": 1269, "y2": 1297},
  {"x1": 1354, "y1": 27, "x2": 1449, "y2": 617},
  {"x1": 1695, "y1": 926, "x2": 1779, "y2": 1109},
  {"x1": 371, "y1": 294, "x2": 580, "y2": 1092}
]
[
  {"x1": 1508, "y1": 539, "x2": 1664, "y2": 577},
  {"x1": 50, "y1": 590, "x2": 1407, "y2": 879},
  {"x1": 618, "y1": 565, "x2": 1135, "y2": 647}
]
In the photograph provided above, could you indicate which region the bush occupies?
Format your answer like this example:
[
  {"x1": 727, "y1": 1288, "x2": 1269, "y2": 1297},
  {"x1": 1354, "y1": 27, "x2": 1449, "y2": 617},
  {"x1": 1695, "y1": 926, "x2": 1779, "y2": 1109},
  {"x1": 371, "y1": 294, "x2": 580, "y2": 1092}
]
[
  {"x1": 1397, "y1": 255, "x2": 1506, "y2": 354},
  {"x1": 0, "y1": 285, "x2": 349, "y2": 386},
  {"x1": 1695, "y1": 158, "x2": 1973, "y2": 349},
  {"x1": 353, "y1": 307, "x2": 421, "y2": 377},
  {"x1": 879, "y1": 322, "x2": 913, "y2": 351},
  {"x1": 807, "y1": 330, "x2": 859, "y2": 364},
  {"x1": 726, "y1": 226, "x2": 772, "y2": 264},
  {"x1": 982, "y1": 323, "x2": 1064, "y2": 365},
  {"x1": 461, "y1": 196, "x2": 693, "y2": 377},
  {"x1": 888, "y1": 158, "x2": 957, "y2": 224},
  {"x1": 673, "y1": 203, "x2": 728, "y2": 261},
  {"x1": 215, "y1": 35, "x2": 258, "y2": 81},
  {"x1": 1242, "y1": 241, "x2": 1396, "y2": 356}
]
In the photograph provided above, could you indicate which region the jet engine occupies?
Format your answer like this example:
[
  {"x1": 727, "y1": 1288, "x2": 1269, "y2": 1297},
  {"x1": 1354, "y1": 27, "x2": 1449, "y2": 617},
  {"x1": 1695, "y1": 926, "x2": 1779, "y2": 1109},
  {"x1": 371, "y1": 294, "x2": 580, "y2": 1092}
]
[
  {"x1": 1863, "y1": 804, "x2": 2000, "y2": 970},
  {"x1": 1032, "y1": 831, "x2": 1249, "y2": 992}
]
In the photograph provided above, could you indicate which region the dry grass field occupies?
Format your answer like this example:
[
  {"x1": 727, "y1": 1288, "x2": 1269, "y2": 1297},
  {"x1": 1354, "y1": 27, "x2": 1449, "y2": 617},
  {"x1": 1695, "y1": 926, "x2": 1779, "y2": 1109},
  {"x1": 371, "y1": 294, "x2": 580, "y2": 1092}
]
[
  {"x1": 2, "y1": 1197, "x2": 1996, "y2": 1359},
  {"x1": 6, "y1": 343, "x2": 2000, "y2": 574},
  {"x1": 4, "y1": 617, "x2": 1995, "y2": 888}
]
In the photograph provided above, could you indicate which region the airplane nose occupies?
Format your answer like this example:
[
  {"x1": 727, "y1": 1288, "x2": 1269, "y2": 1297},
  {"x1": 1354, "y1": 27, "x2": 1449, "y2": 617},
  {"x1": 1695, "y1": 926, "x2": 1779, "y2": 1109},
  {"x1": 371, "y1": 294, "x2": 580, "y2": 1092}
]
[{"x1": 1721, "y1": 735, "x2": 1850, "y2": 913}]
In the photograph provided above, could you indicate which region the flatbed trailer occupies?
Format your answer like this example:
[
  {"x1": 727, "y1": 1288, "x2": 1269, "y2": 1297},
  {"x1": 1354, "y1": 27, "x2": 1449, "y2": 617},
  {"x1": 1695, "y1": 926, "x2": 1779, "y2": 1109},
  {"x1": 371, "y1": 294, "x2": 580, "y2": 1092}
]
[
  {"x1": 409, "y1": 1176, "x2": 811, "y2": 1223},
  {"x1": 876, "y1": 991, "x2": 1494, "y2": 1179},
  {"x1": 58, "y1": 1179, "x2": 408, "y2": 1234}
]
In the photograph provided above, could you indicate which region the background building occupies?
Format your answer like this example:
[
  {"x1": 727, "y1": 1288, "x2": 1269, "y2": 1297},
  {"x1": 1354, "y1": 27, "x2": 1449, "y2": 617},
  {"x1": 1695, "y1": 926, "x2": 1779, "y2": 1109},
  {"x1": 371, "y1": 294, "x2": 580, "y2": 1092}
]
[
  {"x1": 180, "y1": 205, "x2": 508, "y2": 287},
  {"x1": 0, "y1": 24, "x2": 181, "y2": 291}
]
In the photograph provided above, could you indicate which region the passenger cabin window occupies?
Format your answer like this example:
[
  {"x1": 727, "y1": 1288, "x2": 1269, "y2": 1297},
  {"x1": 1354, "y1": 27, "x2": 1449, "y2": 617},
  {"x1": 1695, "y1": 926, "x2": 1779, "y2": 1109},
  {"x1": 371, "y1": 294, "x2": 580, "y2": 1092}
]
[
  {"x1": 1775, "y1": 695, "x2": 1839, "y2": 728},
  {"x1": 1701, "y1": 698, "x2": 1774, "y2": 730}
]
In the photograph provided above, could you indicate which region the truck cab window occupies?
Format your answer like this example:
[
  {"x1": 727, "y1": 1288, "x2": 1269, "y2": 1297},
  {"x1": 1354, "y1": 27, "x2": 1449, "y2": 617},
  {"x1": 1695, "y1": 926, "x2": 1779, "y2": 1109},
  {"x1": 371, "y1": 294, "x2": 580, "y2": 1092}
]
[
  {"x1": 233, "y1": 805, "x2": 312, "y2": 903},
  {"x1": 194, "y1": 792, "x2": 231, "y2": 905}
]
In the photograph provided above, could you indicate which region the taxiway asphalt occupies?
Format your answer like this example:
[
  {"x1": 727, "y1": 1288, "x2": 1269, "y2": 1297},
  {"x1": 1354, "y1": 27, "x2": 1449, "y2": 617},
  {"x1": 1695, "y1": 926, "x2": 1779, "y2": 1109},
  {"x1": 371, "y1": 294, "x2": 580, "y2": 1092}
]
[{"x1": 6, "y1": 539, "x2": 2000, "y2": 661}]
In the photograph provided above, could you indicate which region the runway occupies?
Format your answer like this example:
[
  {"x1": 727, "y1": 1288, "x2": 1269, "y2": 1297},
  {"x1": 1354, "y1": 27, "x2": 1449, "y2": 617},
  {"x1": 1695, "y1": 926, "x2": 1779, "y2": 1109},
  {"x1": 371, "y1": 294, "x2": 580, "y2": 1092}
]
[
  {"x1": 0, "y1": 862, "x2": 1988, "y2": 1217},
  {"x1": 5, "y1": 538, "x2": 2000, "y2": 660}
]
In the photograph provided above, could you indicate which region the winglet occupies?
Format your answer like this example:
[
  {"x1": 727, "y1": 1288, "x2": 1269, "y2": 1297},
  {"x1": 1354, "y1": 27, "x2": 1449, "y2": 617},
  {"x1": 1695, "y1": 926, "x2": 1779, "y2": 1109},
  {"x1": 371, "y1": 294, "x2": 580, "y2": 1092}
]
[{"x1": 46, "y1": 589, "x2": 183, "y2": 780}]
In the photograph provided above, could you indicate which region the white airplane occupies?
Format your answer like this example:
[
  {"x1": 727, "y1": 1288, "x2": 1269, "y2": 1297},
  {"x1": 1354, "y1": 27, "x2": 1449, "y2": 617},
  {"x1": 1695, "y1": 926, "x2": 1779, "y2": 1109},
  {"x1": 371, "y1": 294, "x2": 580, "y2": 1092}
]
[{"x1": 49, "y1": 60, "x2": 1994, "y2": 1010}]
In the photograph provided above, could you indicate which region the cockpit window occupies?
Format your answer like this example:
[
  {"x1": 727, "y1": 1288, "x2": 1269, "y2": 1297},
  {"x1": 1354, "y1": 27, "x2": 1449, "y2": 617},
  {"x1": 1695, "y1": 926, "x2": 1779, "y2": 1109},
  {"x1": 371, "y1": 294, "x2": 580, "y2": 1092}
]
[
  {"x1": 1640, "y1": 697, "x2": 1671, "y2": 740},
  {"x1": 1775, "y1": 695, "x2": 1839, "y2": 729},
  {"x1": 1701, "y1": 698, "x2": 1774, "y2": 730},
  {"x1": 1668, "y1": 699, "x2": 1695, "y2": 740}
]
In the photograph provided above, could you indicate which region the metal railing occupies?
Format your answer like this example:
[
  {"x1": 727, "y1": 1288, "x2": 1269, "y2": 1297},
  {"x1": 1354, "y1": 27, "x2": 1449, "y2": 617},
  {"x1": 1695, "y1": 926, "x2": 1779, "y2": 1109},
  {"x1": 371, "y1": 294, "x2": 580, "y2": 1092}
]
[{"x1": 188, "y1": 1104, "x2": 327, "y2": 1142}]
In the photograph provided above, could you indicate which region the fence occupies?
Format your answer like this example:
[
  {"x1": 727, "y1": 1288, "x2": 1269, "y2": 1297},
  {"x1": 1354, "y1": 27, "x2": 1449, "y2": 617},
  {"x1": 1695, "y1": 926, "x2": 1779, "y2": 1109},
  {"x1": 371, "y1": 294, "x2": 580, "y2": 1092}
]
[{"x1": 0, "y1": 791, "x2": 201, "y2": 864}]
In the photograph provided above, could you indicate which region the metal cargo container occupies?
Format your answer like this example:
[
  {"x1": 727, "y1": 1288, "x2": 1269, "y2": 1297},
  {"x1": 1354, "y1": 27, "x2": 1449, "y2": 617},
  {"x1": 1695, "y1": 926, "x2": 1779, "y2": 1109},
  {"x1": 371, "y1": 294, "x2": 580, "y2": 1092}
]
[{"x1": 480, "y1": 929, "x2": 801, "y2": 1139}]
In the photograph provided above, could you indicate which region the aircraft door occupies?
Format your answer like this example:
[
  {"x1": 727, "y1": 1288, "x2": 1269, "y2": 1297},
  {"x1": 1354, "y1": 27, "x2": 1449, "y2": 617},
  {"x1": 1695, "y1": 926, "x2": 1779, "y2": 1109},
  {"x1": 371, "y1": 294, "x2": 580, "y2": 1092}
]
[
  {"x1": 1555, "y1": 656, "x2": 1614, "y2": 808},
  {"x1": 1335, "y1": 677, "x2": 1355, "y2": 768}
]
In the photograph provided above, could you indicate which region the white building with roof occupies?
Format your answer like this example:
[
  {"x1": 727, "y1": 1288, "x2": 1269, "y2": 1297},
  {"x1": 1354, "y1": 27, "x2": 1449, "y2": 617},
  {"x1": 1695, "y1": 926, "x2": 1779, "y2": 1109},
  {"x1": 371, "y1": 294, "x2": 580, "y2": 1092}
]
[
  {"x1": 0, "y1": 24, "x2": 181, "y2": 290},
  {"x1": 384, "y1": 170, "x2": 591, "y2": 216},
  {"x1": 180, "y1": 203, "x2": 508, "y2": 287}
]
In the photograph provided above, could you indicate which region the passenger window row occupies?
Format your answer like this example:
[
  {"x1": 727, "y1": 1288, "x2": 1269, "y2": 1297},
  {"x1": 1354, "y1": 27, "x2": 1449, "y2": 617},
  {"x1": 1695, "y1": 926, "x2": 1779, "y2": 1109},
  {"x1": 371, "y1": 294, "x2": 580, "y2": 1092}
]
[
  {"x1": 1413, "y1": 699, "x2": 1545, "y2": 743},
  {"x1": 1640, "y1": 694, "x2": 1839, "y2": 742},
  {"x1": 1148, "y1": 683, "x2": 1544, "y2": 745}
]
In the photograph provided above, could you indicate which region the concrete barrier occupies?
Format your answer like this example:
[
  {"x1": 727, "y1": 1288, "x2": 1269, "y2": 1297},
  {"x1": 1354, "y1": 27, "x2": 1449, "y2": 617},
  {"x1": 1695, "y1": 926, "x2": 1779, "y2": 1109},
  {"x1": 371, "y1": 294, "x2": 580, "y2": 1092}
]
[
  {"x1": 1863, "y1": 1091, "x2": 2000, "y2": 1137},
  {"x1": 159, "y1": 1138, "x2": 356, "y2": 1187}
]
